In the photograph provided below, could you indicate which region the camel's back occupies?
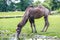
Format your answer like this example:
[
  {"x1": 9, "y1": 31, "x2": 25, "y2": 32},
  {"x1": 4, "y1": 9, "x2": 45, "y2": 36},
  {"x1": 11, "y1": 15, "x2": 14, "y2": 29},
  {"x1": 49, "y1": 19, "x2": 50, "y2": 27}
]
[
  {"x1": 25, "y1": 5, "x2": 50, "y2": 19},
  {"x1": 29, "y1": 8, "x2": 44, "y2": 19}
]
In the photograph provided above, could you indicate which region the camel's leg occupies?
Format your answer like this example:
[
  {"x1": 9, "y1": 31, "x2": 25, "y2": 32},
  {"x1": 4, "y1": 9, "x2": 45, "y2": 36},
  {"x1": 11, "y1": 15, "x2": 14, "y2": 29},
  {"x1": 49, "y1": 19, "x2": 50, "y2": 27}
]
[
  {"x1": 45, "y1": 16, "x2": 49, "y2": 32},
  {"x1": 41, "y1": 22, "x2": 47, "y2": 32},
  {"x1": 41, "y1": 16, "x2": 49, "y2": 32},
  {"x1": 31, "y1": 17, "x2": 37, "y2": 33},
  {"x1": 33, "y1": 22, "x2": 37, "y2": 33},
  {"x1": 29, "y1": 17, "x2": 37, "y2": 33},
  {"x1": 29, "y1": 18, "x2": 33, "y2": 33}
]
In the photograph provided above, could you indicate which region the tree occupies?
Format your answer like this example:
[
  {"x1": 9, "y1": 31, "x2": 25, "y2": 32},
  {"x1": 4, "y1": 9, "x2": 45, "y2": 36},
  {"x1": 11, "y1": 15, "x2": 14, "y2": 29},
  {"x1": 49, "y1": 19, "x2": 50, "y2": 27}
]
[
  {"x1": 2, "y1": 0, "x2": 8, "y2": 11},
  {"x1": 42, "y1": 0, "x2": 60, "y2": 11},
  {"x1": 42, "y1": 0, "x2": 52, "y2": 10},
  {"x1": 0, "y1": 0, "x2": 33, "y2": 11},
  {"x1": 0, "y1": 0, "x2": 8, "y2": 12},
  {"x1": 33, "y1": 0, "x2": 41, "y2": 6},
  {"x1": 0, "y1": 0, "x2": 3, "y2": 11},
  {"x1": 20, "y1": 0, "x2": 33, "y2": 11}
]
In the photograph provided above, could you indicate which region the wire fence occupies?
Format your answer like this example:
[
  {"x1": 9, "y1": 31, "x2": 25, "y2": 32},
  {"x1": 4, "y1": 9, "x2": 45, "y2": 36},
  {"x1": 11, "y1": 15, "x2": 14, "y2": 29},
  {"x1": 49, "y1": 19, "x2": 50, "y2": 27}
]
[{"x1": 0, "y1": 15, "x2": 23, "y2": 19}]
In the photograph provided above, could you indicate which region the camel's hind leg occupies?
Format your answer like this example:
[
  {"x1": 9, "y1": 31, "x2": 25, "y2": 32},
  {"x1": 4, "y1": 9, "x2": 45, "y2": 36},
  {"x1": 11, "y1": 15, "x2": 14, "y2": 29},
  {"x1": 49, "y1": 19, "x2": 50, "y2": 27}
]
[
  {"x1": 29, "y1": 17, "x2": 37, "y2": 33},
  {"x1": 41, "y1": 16, "x2": 49, "y2": 32}
]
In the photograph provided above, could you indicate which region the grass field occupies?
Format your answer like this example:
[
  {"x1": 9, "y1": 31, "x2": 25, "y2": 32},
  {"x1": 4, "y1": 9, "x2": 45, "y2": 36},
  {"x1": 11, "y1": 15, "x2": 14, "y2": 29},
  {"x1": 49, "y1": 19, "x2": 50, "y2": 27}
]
[
  {"x1": 0, "y1": 12, "x2": 60, "y2": 38},
  {"x1": 0, "y1": 11, "x2": 24, "y2": 17}
]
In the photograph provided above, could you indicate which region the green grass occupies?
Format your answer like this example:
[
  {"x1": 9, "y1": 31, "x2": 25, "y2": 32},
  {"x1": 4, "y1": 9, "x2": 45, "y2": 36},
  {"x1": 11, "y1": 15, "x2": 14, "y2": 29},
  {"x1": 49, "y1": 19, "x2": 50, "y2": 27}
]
[
  {"x1": 0, "y1": 11, "x2": 24, "y2": 17},
  {"x1": 0, "y1": 14, "x2": 60, "y2": 38},
  {"x1": 0, "y1": 11, "x2": 60, "y2": 38}
]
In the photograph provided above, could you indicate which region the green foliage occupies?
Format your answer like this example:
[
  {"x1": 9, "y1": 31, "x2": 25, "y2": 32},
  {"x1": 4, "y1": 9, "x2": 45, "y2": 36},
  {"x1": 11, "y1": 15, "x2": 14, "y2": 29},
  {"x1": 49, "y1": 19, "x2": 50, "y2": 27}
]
[
  {"x1": 33, "y1": 0, "x2": 41, "y2": 6},
  {"x1": 0, "y1": 0, "x2": 33, "y2": 11},
  {"x1": 20, "y1": 0, "x2": 33, "y2": 11},
  {"x1": 42, "y1": 0, "x2": 52, "y2": 10},
  {"x1": 0, "y1": 0, "x2": 60, "y2": 11},
  {"x1": 0, "y1": 12, "x2": 60, "y2": 38},
  {"x1": 0, "y1": 0, "x2": 3, "y2": 11},
  {"x1": 42, "y1": 0, "x2": 60, "y2": 11},
  {"x1": 42, "y1": 2, "x2": 51, "y2": 10},
  {"x1": 0, "y1": 0, "x2": 16, "y2": 11},
  {"x1": 0, "y1": 11, "x2": 60, "y2": 38},
  {"x1": 7, "y1": 2, "x2": 15, "y2": 11},
  {"x1": 0, "y1": 0, "x2": 8, "y2": 12}
]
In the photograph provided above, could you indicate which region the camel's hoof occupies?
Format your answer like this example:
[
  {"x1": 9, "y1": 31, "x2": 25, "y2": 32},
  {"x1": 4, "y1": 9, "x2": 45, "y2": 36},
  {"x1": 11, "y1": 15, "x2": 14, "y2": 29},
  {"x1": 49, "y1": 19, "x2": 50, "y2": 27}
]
[
  {"x1": 31, "y1": 31, "x2": 37, "y2": 33},
  {"x1": 35, "y1": 31, "x2": 37, "y2": 33},
  {"x1": 41, "y1": 30, "x2": 44, "y2": 32},
  {"x1": 31, "y1": 31, "x2": 33, "y2": 33},
  {"x1": 45, "y1": 31, "x2": 47, "y2": 32}
]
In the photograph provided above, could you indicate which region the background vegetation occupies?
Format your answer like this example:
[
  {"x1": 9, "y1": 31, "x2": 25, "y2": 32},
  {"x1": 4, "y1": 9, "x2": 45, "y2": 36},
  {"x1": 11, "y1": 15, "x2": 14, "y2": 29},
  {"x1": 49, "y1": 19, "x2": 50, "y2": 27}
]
[
  {"x1": 0, "y1": 0, "x2": 60, "y2": 38},
  {"x1": 0, "y1": 12, "x2": 60, "y2": 38},
  {"x1": 0, "y1": 0, "x2": 60, "y2": 11}
]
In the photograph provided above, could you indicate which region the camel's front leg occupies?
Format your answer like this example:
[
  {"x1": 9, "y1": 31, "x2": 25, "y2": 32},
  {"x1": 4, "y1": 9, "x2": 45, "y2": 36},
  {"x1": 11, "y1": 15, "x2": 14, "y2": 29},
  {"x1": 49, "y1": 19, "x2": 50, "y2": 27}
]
[{"x1": 29, "y1": 17, "x2": 37, "y2": 33}]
